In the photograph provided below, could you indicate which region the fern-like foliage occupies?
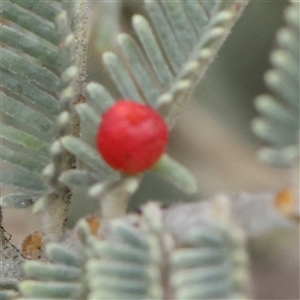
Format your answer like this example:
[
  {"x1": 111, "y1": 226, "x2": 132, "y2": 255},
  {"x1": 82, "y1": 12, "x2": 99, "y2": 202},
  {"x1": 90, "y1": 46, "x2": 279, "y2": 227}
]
[
  {"x1": 19, "y1": 243, "x2": 85, "y2": 299},
  {"x1": 0, "y1": 279, "x2": 19, "y2": 300},
  {"x1": 0, "y1": 1, "x2": 62, "y2": 206},
  {"x1": 18, "y1": 200, "x2": 249, "y2": 300},
  {"x1": 106, "y1": 0, "x2": 249, "y2": 126},
  {"x1": 59, "y1": 0, "x2": 249, "y2": 208},
  {"x1": 32, "y1": 0, "x2": 89, "y2": 239},
  {"x1": 252, "y1": 0, "x2": 299, "y2": 168},
  {"x1": 1, "y1": 0, "x2": 89, "y2": 238}
]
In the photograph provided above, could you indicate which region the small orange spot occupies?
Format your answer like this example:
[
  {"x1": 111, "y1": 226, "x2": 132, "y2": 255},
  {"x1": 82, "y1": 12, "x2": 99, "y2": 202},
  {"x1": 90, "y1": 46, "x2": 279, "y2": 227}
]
[
  {"x1": 22, "y1": 231, "x2": 44, "y2": 260},
  {"x1": 85, "y1": 215, "x2": 101, "y2": 236},
  {"x1": 274, "y1": 188, "x2": 299, "y2": 222}
]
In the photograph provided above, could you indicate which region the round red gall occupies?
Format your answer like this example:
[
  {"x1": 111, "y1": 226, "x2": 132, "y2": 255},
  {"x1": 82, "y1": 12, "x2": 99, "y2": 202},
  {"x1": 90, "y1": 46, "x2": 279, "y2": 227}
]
[{"x1": 96, "y1": 100, "x2": 169, "y2": 174}]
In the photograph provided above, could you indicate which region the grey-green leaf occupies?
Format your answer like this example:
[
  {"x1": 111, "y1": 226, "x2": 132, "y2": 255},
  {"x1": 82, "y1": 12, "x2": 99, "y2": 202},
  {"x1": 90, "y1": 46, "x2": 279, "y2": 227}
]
[
  {"x1": 1, "y1": 171, "x2": 45, "y2": 191},
  {"x1": 2, "y1": 1, "x2": 59, "y2": 45},
  {"x1": 1, "y1": 69, "x2": 59, "y2": 118},
  {"x1": 1, "y1": 124, "x2": 47, "y2": 151},
  {"x1": 152, "y1": 154, "x2": 197, "y2": 194},
  {"x1": 103, "y1": 52, "x2": 142, "y2": 102},
  {"x1": 9, "y1": 0, "x2": 61, "y2": 22},
  {"x1": 60, "y1": 136, "x2": 115, "y2": 177},
  {"x1": 0, "y1": 145, "x2": 45, "y2": 173},
  {"x1": 86, "y1": 82, "x2": 115, "y2": 111},
  {"x1": 24, "y1": 261, "x2": 81, "y2": 282},
  {"x1": 253, "y1": 1, "x2": 300, "y2": 167},
  {"x1": 59, "y1": 170, "x2": 98, "y2": 187},
  {"x1": 19, "y1": 281, "x2": 81, "y2": 299},
  {"x1": 1, "y1": 48, "x2": 60, "y2": 92},
  {"x1": 0, "y1": 25, "x2": 60, "y2": 68},
  {"x1": 1, "y1": 92, "x2": 53, "y2": 135}
]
